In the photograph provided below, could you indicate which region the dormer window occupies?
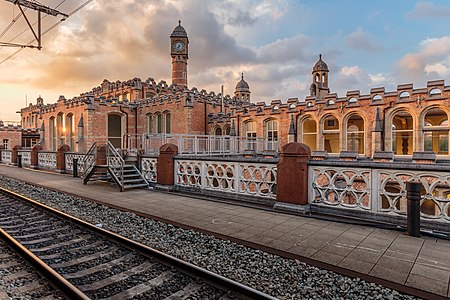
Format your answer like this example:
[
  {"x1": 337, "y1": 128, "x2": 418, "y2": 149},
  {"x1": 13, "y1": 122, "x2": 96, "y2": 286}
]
[
  {"x1": 429, "y1": 88, "x2": 441, "y2": 96},
  {"x1": 306, "y1": 102, "x2": 313, "y2": 108},
  {"x1": 327, "y1": 99, "x2": 335, "y2": 106},
  {"x1": 289, "y1": 104, "x2": 296, "y2": 109},
  {"x1": 399, "y1": 91, "x2": 410, "y2": 99},
  {"x1": 348, "y1": 97, "x2": 357, "y2": 104},
  {"x1": 272, "y1": 105, "x2": 279, "y2": 111},
  {"x1": 372, "y1": 95, "x2": 382, "y2": 102}
]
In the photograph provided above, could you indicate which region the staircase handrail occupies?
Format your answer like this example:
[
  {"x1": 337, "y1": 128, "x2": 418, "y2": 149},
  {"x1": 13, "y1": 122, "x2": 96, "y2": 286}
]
[
  {"x1": 81, "y1": 142, "x2": 97, "y2": 177},
  {"x1": 106, "y1": 141, "x2": 125, "y2": 184}
]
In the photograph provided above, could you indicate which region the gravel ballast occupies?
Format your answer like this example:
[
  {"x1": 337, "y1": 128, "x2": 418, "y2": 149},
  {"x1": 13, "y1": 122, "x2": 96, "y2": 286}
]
[{"x1": 0, "y1": 175, "x2": 418, "y2": 299}]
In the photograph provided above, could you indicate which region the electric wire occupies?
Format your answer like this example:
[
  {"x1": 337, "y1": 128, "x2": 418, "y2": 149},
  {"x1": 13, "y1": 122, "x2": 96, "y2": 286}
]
[
  {"x1": 0, "y1": 0, "x2": 67, "y2": 50},
  {"x1": 0, "y1": 0, "x2": 92, "y2": 65}
]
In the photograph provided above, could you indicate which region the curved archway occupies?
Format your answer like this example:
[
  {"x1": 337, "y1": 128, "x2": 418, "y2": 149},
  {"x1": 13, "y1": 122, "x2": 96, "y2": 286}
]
[
  {"x1": 391, "y1": 110, "x2": 414, "y2": 155},
  {"x1": 243, "y1": 120, "x2": 257, "y2": 150},
  {"x1": 264, "y1": 118, "x2": 278, "y2": 151},
  {"x1": 345, "y1": 114, "x2": 364, "y2": 154},
  {"x1": 423, "y1": 108, "x2": 449, "y2": 154},
  {"x1": 321, "y1": 114, "x2": 340, "y2": 153},
  {"x1": 300, "y1": 116, "x2": 317, "y2": 151}
]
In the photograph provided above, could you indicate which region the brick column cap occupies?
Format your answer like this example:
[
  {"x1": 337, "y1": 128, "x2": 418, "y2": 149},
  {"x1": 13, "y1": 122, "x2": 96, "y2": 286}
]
[{"x1": 280, "y1": 142, "x2": 311, "y2": 158}]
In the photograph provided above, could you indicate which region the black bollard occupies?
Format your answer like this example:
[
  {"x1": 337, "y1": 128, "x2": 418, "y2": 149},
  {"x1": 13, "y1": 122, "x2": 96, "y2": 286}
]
[
  {"x1": 73, "y1": 158, "x2": 79, "y2": 178},
  {"x1": 17, "y1": 154, "x2": 22, "y2": 168},
  {"x1": 406, "y1": 181, "x2": 422, "y2": 237}
]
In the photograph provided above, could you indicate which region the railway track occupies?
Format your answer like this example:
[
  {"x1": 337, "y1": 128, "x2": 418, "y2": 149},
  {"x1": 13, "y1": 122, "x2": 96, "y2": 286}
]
[{"x1": 0, "y1": 187, "x2": 277, "y2": 300}]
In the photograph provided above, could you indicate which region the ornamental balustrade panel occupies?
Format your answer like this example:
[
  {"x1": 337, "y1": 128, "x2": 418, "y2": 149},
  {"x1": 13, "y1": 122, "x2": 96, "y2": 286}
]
[
  {"x1": 1, "y1": 150, "x2": 12, "y2": 163},
  {"x1": 175, "y1": 159, "x2": 277, "y2": 199},
  {"x1": 378, "y1": 170, "x2": 450, "y2": 221},
  {"x1": 309, "y1": 163, "x2": 450, "y2": 223},
  {"x1": 141, "y1": 157, "x2": 157, "y2": 183},
  {"x1": 65, "y1": 153, "x2": 87, "y2": 173},
  {"x1": 310, "y1": 166, "x2": 372, "y2": 210},
  {"x1": 18, "y1": 150, "x2": 31, "y2": 166},
  {"x1": 37, "y1": 152, "x2": 57, "y2": 170}
]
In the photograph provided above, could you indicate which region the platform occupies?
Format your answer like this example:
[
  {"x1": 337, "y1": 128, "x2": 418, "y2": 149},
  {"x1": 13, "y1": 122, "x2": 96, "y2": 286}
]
[{"x1": 0, "y1": 164, "x2": 449, "y2": 298}]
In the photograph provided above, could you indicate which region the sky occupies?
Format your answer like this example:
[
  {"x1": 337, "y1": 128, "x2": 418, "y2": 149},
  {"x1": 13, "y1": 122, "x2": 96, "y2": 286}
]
[{"x1": 1, "y1": 0, "x2": 450, "y2": 121}]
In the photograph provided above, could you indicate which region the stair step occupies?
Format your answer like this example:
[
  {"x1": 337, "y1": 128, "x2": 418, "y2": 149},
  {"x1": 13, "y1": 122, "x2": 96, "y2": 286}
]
[
  {"x1": 123, "y1": 183, "x2": 149, "y2": 189},
  {"x1": 123, "y1": 178, "x2": 146, "y2": 184}
]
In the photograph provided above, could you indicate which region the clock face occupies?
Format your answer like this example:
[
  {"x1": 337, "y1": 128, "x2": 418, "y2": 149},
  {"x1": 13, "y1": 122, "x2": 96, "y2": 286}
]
[{"x1": 173, "y1": 41, "x2": 185, "y2": 52}]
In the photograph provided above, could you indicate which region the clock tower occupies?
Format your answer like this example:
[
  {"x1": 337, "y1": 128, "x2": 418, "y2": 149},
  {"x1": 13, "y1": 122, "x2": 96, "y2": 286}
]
[{"x1": 170, "y1": 20, "x2": 189, "y2": 87}]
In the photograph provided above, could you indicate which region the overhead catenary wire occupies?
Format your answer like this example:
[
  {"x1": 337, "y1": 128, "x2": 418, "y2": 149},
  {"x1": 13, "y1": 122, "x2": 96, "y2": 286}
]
[
  {"x1": 0, "y1": 0, "x2": 66, "y2": 50},
  {"x1": 0, "y1": 0, "x2": 93, "y2": 65}
]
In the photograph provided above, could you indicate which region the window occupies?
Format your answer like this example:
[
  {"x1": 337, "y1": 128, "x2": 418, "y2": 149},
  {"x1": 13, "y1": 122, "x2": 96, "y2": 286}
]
[
  {"x1": 327, "y1": 99, "x2": 335, "y2": 106},
  {"x1": 244, "y1": 121, "x2": 257, "y2": 150},
  {"x1": 423, "y1": 108, "x2": 448, "y2": 155},
  {"x1": 66, "y1": 114, "x2": 75, "y2": 150},
  {"x1": 429, "y1": 88, "x2": 441, "y2": 96},
  {"x1": 164, "y1": 112, "x2": 171, "y2": 134},
  {"x1": 392, "y1": 111, "x2": 413, "y2": 155},
  {"x1": 56, "y1": 113, "x2": 64, "y2": 146},
  {"x1": 301, "y1": 117, "x2": 317, "y2": 151},
  {"x1": 346, "y1": 115, "x2": 364, "y2": 154},
  {"x1": 2, "y1": 139, "x2": 9, "y2": 150},
  {"x1": 49, "y1": 117, "x2": 56, "y2": 151},
  {"x1": 148, "y1": 112, "x2": 171, "y2": 134},
  {"x1": 157, "y1": 114, "x2": 163, "y2": 133},
  {"x1": 147, "y1": 114, "x2": 154, "y2": 133},
  {"x1": 323, "y1": 115, "x2": 340, "y2": 153},
  {"x1": 348, "y1": 97, "x2": 357, "y2": 104},
  {"x1": 264, "y1": 119, "x2": 278, "y2": 150},
  {"x1": 306, "y1": 102, "x2": 313, "y2": 108},
  {"x1": 399, "y1": 91, "x2": 410, "y2": 98},
  {"x1": 372, "y1": 95, "x2": 383, "y2": 101}
]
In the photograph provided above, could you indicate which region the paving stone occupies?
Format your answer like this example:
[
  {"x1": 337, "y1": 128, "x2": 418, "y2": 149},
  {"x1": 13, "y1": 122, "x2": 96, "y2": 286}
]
[
  {"x1": 338, "y1": 257, "x2": 374, "y2": 274},
  {"x1": 406, "y1": 273, "x2": 448, "y2": 296},
  {"x1": 369, "y1": 264, "x2": 409, "y2": 284},
  {"x1": 320, "y1": 243, "x2": 354, "y2": 257},
  {"x1": 311, "y1": 250, "x2": 345, "y2": 265},
  {"x1": 410, "y1": 262, "x2": 450, "y2": 282},
  {"x1": 346, "y1": 247, "x2": 382, "y2": 264},
  {"x1": 287, "y1": 244, "x2": 320, "y2": 258}
]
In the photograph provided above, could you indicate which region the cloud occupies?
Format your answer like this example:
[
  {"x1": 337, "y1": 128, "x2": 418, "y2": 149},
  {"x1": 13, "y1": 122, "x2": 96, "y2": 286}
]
[
  {"x1": 397, "y1": 36, "x2": 450, "y2": 82},
  {"x1": 346, "y1": 27, "x2": 383, "y2": 52},
  {"x1": 406, "y1": 1, "x2": 450, "y2": 19}
]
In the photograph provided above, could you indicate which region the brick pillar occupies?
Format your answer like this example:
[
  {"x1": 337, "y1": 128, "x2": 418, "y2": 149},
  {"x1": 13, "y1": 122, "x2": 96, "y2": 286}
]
[
  {"x1": 157, "y1": 143, "x2": 178, "y2": 185},
  {"x1": 56, "y1": 144, "x2": 70, "y2": 173},
  {"x1": 276, "y1": 142, "x2": 311, "y2": 205},
  {"x1": 31, "y1": 144, "x2": 43, "y2": 169},
  {"x1": 11, "y1": 145, "x2": 22, "y2": 166},
  {"x1": 0, "y1": 145, "x2": 3, "y2": 162}
]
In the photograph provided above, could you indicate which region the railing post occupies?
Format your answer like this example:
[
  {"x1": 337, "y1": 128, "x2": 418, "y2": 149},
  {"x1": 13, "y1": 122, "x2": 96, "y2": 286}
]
[
  {"x1": 276, "y1": 142, "x2": 311, "y2": 205},
  {"x1": 157, "y1": 143, "x2": 178, "y2": 185},
  {"x1": 17, "y1": 154, "x2": 22, "y2": 168},
  {"x1": 407, "y1": 181, "x2": 422, "y2": 237},
  {"x1": 11, "y1": 145, "x2": 21, "y2": 166},
  {"x1": 30, "y1": 144, "x2": 43, "y2": 169}
]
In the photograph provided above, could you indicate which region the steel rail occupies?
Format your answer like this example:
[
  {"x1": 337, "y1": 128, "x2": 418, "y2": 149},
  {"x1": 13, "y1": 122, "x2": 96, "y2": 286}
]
[
  {"x1": 0, "y1": 187, "x2": 277, "y2": 300},
  {"x1": 0, "y1": 228, "x2": 89, "y2": 300}
]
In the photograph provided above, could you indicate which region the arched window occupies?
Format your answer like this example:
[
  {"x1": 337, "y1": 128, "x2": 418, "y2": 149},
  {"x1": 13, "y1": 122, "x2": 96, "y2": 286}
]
[
  {"x1": 66, "y1": 114, "x2": 75, "y2": 150},
  {"x1": 348, "y1": 98, "x2": 357, "y2": 104},
  {"x1": 49, "y1": 117, "x2": 56, "y2": 151},
  {"x1": 2, "y1": 139, "x2": 9, "y2": 150},
  {"x1": 223, "y1": 125, "x2": 231, "y2": 135},
  {"x1": 306, "y1": 102, "x2": 313, "y2": 108},
  {"x1": 244, "y1": 121, "x2": 257, "y2": 150},
  {"x1": 399, "y1": 91, "x2": 410, "y2": 99},
  {"x1": 346, "y1": 115, "x2": 364, "y2": 154},
  {"x1": 429, "y1": 88, "x2": 441, "y2": 96},
  {"x1": 423, "y1": 108, "x2": 448, "y2": 155},
  {"x1": 264, "y1": 119, "x2": 278, "y2": 151},
  {"x1": 108, "y1": 114, "x2": 122, "y2": 148},
  {"x1": 302, "y1": 117, "x2": 317, "y2": 151},
  {"x1": 214, "y1": 127, "x2": 222, "y2": 135},
  {"x1": 156, "y1": 113, "x2": 163, "y2": 133},
  {"x1": 56, "y1": 113, "x2": 64, "y2": 146},
  {"x1": 323, "y1": 115, "x2": 340, "y2": 153},
  {"x1": 147, "y1": 114, "x2": 154, "y2": 133},
  {"x1": 392, "y1": 111, "x2": 413, "y2": 155},
  {"x1": 327, "y1": 99, "x2": 335, "y2": 106},
  {"x1": 372, "y1": 95, "x2": 383, "y2": 102},
  {"x1": 163, "y1": 111, "x2": 171, "y2": 134}
]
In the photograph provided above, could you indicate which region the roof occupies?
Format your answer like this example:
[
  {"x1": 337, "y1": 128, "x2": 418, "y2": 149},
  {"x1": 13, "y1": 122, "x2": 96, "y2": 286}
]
[
  {"x1": 235, "y1": 73, "x2": 250, "y2": 92},
  {"x1": 313, "y1": 54, "x2": 329, "y2": 72},
  {"x1": 171, "y1": 20, "x2": 188, "y2": 38}
]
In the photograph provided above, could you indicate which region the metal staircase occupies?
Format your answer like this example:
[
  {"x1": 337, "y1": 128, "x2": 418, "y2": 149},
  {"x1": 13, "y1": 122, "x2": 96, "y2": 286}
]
[{"x1": 81, "y1": 142, "x2": 148, "y2": 192}]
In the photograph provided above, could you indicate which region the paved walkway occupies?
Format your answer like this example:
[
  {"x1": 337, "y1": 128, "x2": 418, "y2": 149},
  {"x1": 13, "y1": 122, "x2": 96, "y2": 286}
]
[{"x1": 0, "y1": 165, "x2": 449, "y2": 298}]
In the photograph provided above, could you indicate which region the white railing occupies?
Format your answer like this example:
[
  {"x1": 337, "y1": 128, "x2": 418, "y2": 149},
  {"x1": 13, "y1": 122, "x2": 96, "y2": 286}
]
[
  {"x1": 38, "y1": 152, "x2": 57, "y2": 169},
  {"x1": 65, "y1": 153, "x2": 87, "y2": 173},
  {"x1": 17, "y1": 150, "x2": 31, "y2": 166},
  {"x1": 141, "y1": 156, "x2": 157, "y2": 183},
  {"x1": 142, "y1": 133, "x2": 279, "y2": 156},
  {"x1": 309, "y1": 164, "x2": 450, "y2": 222},
  {"x1": 1, "y1": 150, "x2": 12, "y2": 163},
  {"x1": 175, "y1": 159, "x2": 277, "y2": 199}
]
